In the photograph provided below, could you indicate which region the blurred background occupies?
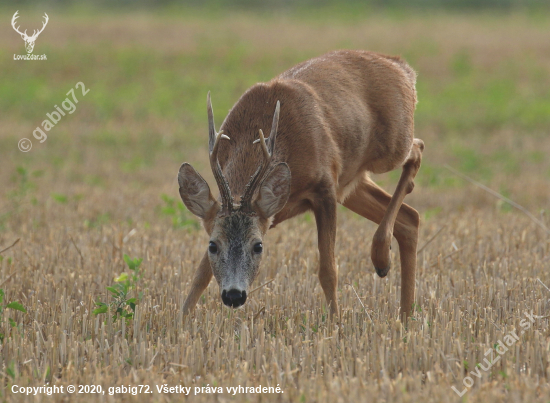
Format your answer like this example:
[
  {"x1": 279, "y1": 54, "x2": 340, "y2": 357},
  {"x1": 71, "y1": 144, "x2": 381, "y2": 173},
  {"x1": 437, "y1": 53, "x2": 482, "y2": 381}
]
[{"x1": 1, "y1": 0, "x2": 549, "y2": 233}]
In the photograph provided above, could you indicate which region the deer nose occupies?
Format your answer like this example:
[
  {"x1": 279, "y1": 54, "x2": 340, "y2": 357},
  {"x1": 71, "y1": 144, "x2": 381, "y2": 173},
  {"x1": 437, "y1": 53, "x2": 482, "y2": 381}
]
[{"x1": 221, "y1": 289, "x2": 247, "y2": 308}]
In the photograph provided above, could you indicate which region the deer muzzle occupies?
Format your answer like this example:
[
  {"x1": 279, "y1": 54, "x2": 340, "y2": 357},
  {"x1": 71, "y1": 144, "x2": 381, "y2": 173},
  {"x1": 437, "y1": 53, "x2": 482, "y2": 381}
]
[{"x1": 221, "y1": 289, "x2": 247, "y2": 308}]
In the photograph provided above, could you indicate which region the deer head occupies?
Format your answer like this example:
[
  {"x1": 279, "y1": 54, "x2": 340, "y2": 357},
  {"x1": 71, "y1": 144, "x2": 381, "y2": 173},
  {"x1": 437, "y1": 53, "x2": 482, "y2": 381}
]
[
  {"x1": 12, "y1": 11, "x2": 49, "y2": 54},
  {"x1": 178, "y1": 93, "x2": 291, "y2": 308}
]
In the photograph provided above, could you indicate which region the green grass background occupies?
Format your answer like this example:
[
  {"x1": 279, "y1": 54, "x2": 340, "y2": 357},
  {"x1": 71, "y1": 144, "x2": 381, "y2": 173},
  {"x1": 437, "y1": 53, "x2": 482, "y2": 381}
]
[{"x1": 1, "y1": 4, "x2": 549, "y2": 230}]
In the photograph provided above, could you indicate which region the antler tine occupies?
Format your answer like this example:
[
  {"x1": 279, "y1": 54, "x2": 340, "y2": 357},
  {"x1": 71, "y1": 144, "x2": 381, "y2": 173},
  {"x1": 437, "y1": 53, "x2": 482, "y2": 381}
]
[
  {"x1": 207, "y1": 92, "x2": 233, "y2": 214},
  {"x1": 210, "y1": 131, "x2": 233, "y2": 214},
  {"x1": 35, "y1": 13, "x2": 49, "y2": 37},
  {"x1": 268, "y1": 100, "x2": 280, "y2": 154},
  {"x1": 240, "y1": 130, "x2": 270, "y2": 207},
  {"x1": 252, "y1": 100, "x2": 280, "y2": 155},
  {"x1": 207, "y1": 91, "x2": 217, "y2": 153},
  {"x1": 257, "y1": 129, "x2": 271, "y2": 160},
  {"x1": 11, "y1": 11, "x2": 25, "y2": 37},
  {"x1": 240, "y1": 101, "x2": 281, "y2": 212},
  {"x1": 11, "y1": 11, "x2": 19, "y2": 25}
]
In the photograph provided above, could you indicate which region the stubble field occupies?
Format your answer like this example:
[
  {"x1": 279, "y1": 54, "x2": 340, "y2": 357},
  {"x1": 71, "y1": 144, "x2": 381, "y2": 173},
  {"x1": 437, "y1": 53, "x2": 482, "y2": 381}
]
[{"x1": 0, "y1": 7, "x2": 550, "y2": 402}]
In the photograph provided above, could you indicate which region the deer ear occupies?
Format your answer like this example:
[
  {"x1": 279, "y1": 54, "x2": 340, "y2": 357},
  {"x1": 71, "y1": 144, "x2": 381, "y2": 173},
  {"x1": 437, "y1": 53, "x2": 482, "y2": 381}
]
[
  {"x1": 255, "y1": 163, "x2": 291, "y2": 219},
  {"x1": 178, "y1": 163, "x2": 218, "y2": 219}
]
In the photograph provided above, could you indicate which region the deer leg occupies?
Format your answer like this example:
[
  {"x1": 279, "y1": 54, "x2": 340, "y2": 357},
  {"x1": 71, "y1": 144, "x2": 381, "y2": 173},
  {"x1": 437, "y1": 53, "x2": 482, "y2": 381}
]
[
  {"x1": 371, "y1": 138, "x2": 423, "y2": 277},
  {"x1": 312, "y1": 187, "x2": 339, "y2": 315},
  {"x1": 182, "y1": 251, "x2": 213, "y2": 315},
  {"x1": 343, "y1": 138, "x2": 423, "y2": 319}
]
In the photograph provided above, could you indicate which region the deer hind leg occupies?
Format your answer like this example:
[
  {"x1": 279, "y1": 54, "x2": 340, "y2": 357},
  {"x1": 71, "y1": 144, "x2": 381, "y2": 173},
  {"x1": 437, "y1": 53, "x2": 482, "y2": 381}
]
[
  {"x1": 343, "y1": 138, "x2": 424, "y2": 319},
  {"x1": 371, "y1": 138, "x2": 423, "y2": 276},
  {"x1": 182, "y1": 251, "x2": 213, "y2": 315}
]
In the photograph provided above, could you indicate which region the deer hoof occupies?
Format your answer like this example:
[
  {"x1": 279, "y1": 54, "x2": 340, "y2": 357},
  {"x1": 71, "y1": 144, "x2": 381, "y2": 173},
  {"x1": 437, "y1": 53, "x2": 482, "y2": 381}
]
[{"x1": 371, "y1": 227, "x2": 392, "y2": 275}]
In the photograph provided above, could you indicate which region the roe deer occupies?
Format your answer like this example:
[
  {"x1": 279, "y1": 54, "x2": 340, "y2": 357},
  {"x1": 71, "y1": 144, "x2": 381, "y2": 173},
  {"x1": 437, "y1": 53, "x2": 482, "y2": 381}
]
[{"x1": 178, "y1": 50, "x2": 424, "y2": 319}]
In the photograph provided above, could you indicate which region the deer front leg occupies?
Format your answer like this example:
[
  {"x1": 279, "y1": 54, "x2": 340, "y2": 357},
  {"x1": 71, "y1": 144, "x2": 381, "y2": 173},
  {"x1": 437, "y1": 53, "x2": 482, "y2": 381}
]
[
  {"x1": 312, "y1": 189, "x2": 339, "y2": 315},
  {"x1": 182, "y1": 251, "x2": 213, "y2": 315}
]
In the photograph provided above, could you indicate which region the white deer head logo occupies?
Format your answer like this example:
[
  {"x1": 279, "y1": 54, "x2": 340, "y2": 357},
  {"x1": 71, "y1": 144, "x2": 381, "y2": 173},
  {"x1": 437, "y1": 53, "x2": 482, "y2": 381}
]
[{"x1": 11, "y1": 11, "x2": 49, "y2": 54}]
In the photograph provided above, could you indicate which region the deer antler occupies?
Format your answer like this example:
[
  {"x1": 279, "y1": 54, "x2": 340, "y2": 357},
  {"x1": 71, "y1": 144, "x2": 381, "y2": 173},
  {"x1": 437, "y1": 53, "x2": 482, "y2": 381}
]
[
  {"x1": 30, "y1": 13, "x2": 49, "y2": 40},
  {"x1": 11, "y1": 11, "x2": 27, "y2": 38},
  {"x1": 11, "y1": 11, "x2": 49, "y2": 40},
  {"x1": 239, "y1": 100, "x2": 280, "y2": 213},
  {"x1": 207, "y1": 92, "x2": 234, "y2": 215}
]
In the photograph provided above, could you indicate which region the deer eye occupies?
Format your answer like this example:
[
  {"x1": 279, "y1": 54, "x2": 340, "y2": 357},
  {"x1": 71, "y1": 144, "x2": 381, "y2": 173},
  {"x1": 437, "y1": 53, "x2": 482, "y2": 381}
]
[
  {"x1": 208, "y1": 241, "x2": 218, "y2": 254},
  {"x1": 253, "y1": 242, "x2": 263, "y2": 254}
]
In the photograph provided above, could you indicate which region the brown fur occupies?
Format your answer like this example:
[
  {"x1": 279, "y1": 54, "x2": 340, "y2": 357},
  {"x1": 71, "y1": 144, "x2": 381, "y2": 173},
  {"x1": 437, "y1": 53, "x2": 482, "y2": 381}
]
[{"x1": 181, "y1": 50, "x2": 424, "y2": 320}]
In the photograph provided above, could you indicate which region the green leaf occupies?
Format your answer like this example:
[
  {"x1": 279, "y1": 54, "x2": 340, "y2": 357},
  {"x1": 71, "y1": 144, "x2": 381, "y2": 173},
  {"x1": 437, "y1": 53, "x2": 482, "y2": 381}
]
[
  {"x1": 123, "y1": 254, "x2": 133, "y2": 269},
  {"x1": 6, "y1": 301, "x2": 26, "y2": 313},
  {"x1": 115, "y1": 273, "x2": 128, "y2": 283},
  {"x1": 6, "y1": 362, "x2": 15, "y2": 379},
  {"x1": 123, "y1": 254, "x2": 142, "y2": 272},
  {"x1": 106, "y1": 286, "x2": 120, "y2": 296},
  {"x1": 118, "y1": 282, "x2": 128, "y2": 295},
  {"x1": 93, "y1": 306, "x2": 108, "y2": 315},
  {"x1": 8, "y1": 318, "x2": 16, "y2": 328},
  {"x1": 126, "y1": 298, "x2": 137, "y2": 304},
  {"x1": 132, "y1": 258, "x2": 143, "y2": 271}
]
